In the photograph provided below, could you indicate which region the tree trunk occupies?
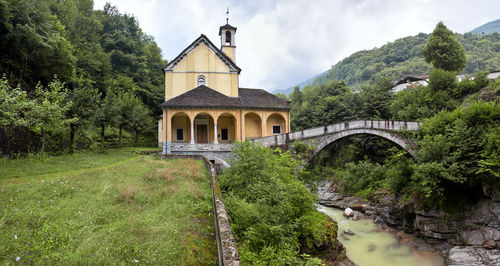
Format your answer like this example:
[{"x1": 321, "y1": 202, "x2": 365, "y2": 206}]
[
  {"x1": 69, "y1": 124, "x2": 75, "y2": 154},
  {"x1": 134, "y1": 130, "x2": 139, "y2": 146},
  {"x1": 41, "y1": 129, "x2": 45, "y2": 154},
  {"x1": 101, "y1": 124, "x2": 105, "y2": 149},
  {"x1": 119, "y1": 126, "x2": 123, "y2": 147}
]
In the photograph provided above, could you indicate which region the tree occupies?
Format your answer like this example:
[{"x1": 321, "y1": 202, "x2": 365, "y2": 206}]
[
  {"x1": 422, "y1": 22, "x2": 466, "y2": 72},
  {"x1": 116, "y1": 90, "x2": 136, "y2": 147},
  {"x1": 358, "y1": 78, "x2": 393, "y2": 119},
  {"x1": 66, "y1": 78, "x2": 101, "y2": 153},
  {"x1": 128, "y1": 100, "x2": 151, "y2": 146},
  {"x1": 0, "y1": 0, "x2": 75, "y2": 89},
  {"x1": 29, "y1": 78, "x2": 75, "y2": 152},
  {"x1": 95, "y1": 90, "x2": 119, "y2": 149}
]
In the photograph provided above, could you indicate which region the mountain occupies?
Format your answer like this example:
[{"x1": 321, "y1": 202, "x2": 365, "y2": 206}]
[
  {"x1": 273, "y1": 70, "x2": 328, "y2": 96},
  {"x1": 286, "y1": 19, "x2": 500, "y2": 92},
  {"x1": 311, "y1": 26, "x2": 500, "y2": 89},
  {"x1": 470, "y1": 19, "x2": 500, "y2": 35}
]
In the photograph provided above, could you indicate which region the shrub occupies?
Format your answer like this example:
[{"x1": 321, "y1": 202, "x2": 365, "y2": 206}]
[{"x1": 219, "y1": 141, "x2": 335, "y2": 264}]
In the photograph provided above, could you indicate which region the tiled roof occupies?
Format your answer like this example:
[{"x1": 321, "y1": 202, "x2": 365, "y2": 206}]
[
  {"x1": 160, "y1": 86, "x2": 291, "y2": 110},
  {"x1": 160, "y1": 85, "x2": 241, "y2": 108},
  {"x1": 239, "y1": 88, "x2": 291, "y2": 110}
]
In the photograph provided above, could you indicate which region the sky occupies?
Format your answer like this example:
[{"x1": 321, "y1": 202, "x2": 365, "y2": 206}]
[{"x1": 93, "y1": 0, "x2": 500, "y2": 92}]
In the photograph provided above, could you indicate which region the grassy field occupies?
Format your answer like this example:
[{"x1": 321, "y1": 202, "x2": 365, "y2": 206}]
[{"x1": 0, "y1": 148, "x2": 217, "y2": 264}]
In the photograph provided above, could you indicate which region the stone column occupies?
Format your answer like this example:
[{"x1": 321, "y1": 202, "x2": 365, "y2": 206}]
[
  {"x1": 214, "y1": 123, "x2": 218, "y2": 144},
  {"x1": 162, "y1": 109, "x2": 167, "y2": 155},
  {"x1": 190, "y1": 123, "x2": 195, "y2": 144}
]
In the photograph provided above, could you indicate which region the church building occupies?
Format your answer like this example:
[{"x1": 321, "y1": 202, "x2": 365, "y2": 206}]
[{"x1": 159, "y1": 22, "x2": 290, "y2": 154}]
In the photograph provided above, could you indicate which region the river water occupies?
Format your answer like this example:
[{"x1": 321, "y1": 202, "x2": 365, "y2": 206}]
[{"x1": 317, "y1": 205, "x2": 444, "y2": 266}]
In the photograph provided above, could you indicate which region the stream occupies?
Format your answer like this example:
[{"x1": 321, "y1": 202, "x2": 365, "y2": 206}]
[{"x1": 317, "y1": 205, "x2": 444, "y2": 266}]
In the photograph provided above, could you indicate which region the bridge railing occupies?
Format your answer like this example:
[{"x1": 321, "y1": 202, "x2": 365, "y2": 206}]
[{"x1": 251, "y1": 120, "x2": 422, "y2": 147}]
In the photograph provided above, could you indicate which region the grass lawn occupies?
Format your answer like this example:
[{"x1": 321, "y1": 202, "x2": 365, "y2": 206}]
[{"x1": 0, "y1": 148, "x2": 217, "y2": 264}]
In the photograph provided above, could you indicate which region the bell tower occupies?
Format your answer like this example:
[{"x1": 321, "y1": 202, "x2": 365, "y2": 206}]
[{"x1": 219, "y1": 9, "x2": 236, "y2": 62}]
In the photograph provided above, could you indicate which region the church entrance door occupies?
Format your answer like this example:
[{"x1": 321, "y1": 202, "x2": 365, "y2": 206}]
[{"x1": 196, "y1": 124, "x2": 208, "y2": 143}]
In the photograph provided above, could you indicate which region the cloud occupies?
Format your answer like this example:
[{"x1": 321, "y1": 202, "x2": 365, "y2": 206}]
[{"x1": 94, "y1": 0, "x2": 500, "y2": 92}]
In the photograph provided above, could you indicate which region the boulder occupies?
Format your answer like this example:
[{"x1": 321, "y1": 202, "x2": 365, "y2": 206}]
[
  {"x1": 460, "y1": 229, "x2": 486, "y2": 246},
  {"x1": 483, "y1": 178, "x2": 500, "y2": 202},
  {"x1": 343, "y1": 208, "x2": 354, "y2": 217},
  {"x1": 483, "y1": 239, "x2": 497, "y2": 249},
  {"x1": 445, "y1": 246, "x2": 500, "y2": 265},
  {"x1": 352, "y1": 211, "x2": 366, "y2": 220},
  {"x1": 344, "y1": 229, "x2": 355, "y2": 236}
]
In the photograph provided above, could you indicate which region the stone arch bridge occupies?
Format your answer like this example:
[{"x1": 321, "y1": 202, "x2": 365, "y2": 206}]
[
  {"x1": 167, "y1": 120, "x2": 422, "y2": 167},
  {"x1": 250, "y1": 120, "x2": 422, "y2": 163}
]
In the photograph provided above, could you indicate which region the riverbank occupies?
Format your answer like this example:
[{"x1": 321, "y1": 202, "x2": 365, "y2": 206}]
[
  {"x1": 317, "y1": 180, "x2": 500, "y2": 265},
  {"x1": 318, "y1": 205, "x2": 443, "y2": 266}
]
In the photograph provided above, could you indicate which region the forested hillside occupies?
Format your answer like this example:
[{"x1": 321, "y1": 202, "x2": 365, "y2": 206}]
[
  {"x1": 0, "y1": 0, "x2": 166, "y2": 155},
  {"x1": 312, "y1": 32, "x2": 500, "y2": 89}
]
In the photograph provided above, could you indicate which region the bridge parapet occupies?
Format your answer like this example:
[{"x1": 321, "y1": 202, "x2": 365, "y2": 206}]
[{"x1": 251, "y1": 120, "x2": 422, "y2": 147}]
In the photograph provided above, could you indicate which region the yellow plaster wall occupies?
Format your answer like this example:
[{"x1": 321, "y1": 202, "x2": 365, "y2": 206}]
[
  {"x1": 244, "y1": 113, "x2": 262, "y2": 139},
  {"x1": 217, "y1": 116, "x2": 236, "y2": 143},
  {"x1": 266, "y1": 114, "x2": 286, "y2": 135},
  {"x1": 165, "y1": 43, "x2": 239, "y2": 100},
  {"x1": 171, "y1": 115, "x2": 191, "y2": 143},
  {"x1": 222, "y1": 46, "x2": 235, "y2": 62}
]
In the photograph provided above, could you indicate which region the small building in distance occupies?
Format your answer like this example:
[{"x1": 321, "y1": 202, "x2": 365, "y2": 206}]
[
  {"x1": 392, "y1": 75, "x2": 429, "y2": 93},
  {"x1": 159, "y1": 22, "x2": 290, "y2": 154}
]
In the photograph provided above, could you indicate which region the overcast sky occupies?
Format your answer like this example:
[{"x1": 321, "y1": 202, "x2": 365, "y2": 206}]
[{"x1": 93, "y1": 0, "x2": 500, "y2": 92}]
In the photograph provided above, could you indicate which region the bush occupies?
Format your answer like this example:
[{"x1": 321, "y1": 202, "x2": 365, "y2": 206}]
[
  {"x1": 219, "y1": 141, "x2": 335, "y2": 264},
  {"x1": 337, "y1": 160, "x2": 385, "y2": 198},
  {"x1": 411, "y1": 102, "x2": 500, "y2": 209}
]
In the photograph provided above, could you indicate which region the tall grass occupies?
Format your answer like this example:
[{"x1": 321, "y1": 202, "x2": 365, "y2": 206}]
[{"x1": 0, "y1": 149, "x2": 216, "y2": 264}]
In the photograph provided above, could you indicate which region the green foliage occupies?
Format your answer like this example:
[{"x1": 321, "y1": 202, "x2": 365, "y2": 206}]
[
  {"x1": 411, "y1": 102, "x2": 500, "y2": 209},
  {"x1": 478, "y1": 127, "x2": 500, "y2": 178},
  {"x1": 338, "y1": 161, "x2": 385, "y2": 198},
  {"x1": 0, "y1": 0, "x2": 165, "y2": 155},
  {"x1": 0, "y1": 77, "x2": 32, "y2": 128},
  {"x1": 422, "y1": 22, "x2": 466, "y2": 71},
  {"x1": 291, "y1": 80, "x2": 358, "y2": 131},
  {"x1": 429, "y1": 68, "x2": 457, "y2": 92},
  {"x1": 219, "y1": 142, "x2": 334, "y2": 264},
  {"x1": 358, "y1": 78, "x2": 394, "y2": 119},
  {"x1": 0, "y1": 0, "x2": 76, "y2": 88}
]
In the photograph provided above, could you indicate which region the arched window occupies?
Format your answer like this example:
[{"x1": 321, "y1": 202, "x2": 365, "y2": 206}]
[
  {"x1": 197, "y1": 75, "x2": 206, "y2": 86},
  {"x1": 225, "y1": 31, "x2": 231, "y2": 45}
]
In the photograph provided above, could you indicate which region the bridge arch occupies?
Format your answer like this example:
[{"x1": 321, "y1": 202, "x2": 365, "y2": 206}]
[{"x1": 301, "y1": 128, "x2": 418, "y2": 167}]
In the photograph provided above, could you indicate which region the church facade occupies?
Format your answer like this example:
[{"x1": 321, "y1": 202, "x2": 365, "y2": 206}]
[{"x1": 159, "y1": 23, "x2": 290, "y2": 154}]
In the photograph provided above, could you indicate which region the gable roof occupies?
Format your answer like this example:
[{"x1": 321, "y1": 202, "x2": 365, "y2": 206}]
[
  {"x1": 162, "y1": 34, "x2": 241, "y2": 74},
  {"x1": 160, "y1": 86, "x2": 291, "y2": 111}
]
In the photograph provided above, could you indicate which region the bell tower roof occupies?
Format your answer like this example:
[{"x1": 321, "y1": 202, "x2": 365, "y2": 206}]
[{"x1": 219, "y1": 23, "x2": 237, "y2": 36}]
